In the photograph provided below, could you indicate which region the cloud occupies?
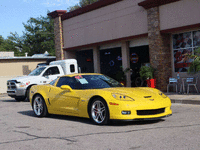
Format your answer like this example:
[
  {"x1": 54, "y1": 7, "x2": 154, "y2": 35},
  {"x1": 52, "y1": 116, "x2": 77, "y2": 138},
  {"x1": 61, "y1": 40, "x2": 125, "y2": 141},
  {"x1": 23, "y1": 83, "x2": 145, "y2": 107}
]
[{"x1": 41, "y1": 0, "x2": 79, "y2": 7}]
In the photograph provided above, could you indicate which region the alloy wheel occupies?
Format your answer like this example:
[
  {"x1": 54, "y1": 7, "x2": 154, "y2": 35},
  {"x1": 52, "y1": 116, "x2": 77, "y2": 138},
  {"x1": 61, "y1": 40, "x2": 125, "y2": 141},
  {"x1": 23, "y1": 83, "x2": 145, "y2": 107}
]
[
  {"x1": 33, "y1": 96, "x2": 44, "y2": 116},
  {"x1": 91, "y1": 100, "x2": 106, "y2": 124}
]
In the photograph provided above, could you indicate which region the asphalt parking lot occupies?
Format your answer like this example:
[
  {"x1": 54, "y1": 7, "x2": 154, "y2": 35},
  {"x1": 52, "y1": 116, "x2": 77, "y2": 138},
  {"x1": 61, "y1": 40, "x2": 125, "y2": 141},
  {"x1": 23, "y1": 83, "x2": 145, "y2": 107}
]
[{"x1": 1, "y1": 96, "x2": 200, "y2": 150}]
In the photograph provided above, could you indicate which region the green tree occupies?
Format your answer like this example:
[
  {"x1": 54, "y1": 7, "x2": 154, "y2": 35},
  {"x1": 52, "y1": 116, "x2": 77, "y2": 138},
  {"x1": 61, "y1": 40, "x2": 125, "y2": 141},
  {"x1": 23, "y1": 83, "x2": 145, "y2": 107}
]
[
  {"x1": 68, "y1": 0, "x2": 99, "y2": 11},
  {"x1": 22, "y1": 15, "x2": 55, "y2": 56},
  {"x1": 0, "y1": 34, "x2": 22, "y2": 55},
  {"x1": 0, "y1": 35, "x2": 6, "y2": 51},
  {"x1": 7, "y1": 32, "x2": 25, "y2": 56}
]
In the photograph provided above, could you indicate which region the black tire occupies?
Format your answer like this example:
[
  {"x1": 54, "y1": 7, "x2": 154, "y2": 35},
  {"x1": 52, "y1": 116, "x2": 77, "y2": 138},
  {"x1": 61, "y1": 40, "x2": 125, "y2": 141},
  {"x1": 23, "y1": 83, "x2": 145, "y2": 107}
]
[
  {"x1": 15, "y1": 97, "x2": 26, "y2": 102},
  {"x1": 26, "y1": 87, "x2": 31, "y2": 102},
  {"x1": 32, "y1": 95, "x2": 48, "y2": 117},
  {"x1": 89, "y1": 98, "x2": 109, "y2": 125}
]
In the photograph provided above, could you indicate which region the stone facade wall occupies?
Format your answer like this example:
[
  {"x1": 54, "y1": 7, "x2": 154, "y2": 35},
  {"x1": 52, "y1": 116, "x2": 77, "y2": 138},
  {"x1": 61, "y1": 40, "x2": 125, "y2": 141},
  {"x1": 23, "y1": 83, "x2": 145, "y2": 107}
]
[
  {"x1": 54, "y1": 17, "x2": 64, "y2": 60},
  {"x1": 147, "y1": 7, "x2": 172, "y2": 91}
]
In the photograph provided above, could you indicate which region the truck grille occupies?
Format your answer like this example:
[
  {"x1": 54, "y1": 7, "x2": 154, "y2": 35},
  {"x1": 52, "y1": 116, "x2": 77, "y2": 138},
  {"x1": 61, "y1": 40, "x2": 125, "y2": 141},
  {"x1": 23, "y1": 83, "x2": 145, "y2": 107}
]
[
  {"x1": 137, "y1": 108, "x2": 165, "y2": 116},
  {"x1": 7, "y1": 81, "x2": 16, "y2": 90}
]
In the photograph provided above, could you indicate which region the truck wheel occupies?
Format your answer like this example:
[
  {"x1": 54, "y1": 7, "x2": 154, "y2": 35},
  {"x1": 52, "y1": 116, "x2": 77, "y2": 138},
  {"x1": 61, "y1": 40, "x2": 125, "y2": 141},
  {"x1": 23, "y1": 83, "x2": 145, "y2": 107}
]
[
  {"x1": 26, "y1": 87, "x2": 31, "y2": 102},
  {"x1": 15, "y1": 97, "x2": 26, "y2": 102}
]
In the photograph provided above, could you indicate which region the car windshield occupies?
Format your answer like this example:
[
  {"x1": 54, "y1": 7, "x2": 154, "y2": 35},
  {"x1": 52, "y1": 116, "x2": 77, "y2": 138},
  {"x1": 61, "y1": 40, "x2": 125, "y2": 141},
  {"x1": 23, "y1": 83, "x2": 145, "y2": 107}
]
[
  {"x1": 49, "y1": 78, "x2": 58, "y2": 85},
  {"x1": 28, "y1": 67, "x2": 46, "y2": 76},
  {"x1": 56, "y1": 75, "x2": 123, "y2": 89}
]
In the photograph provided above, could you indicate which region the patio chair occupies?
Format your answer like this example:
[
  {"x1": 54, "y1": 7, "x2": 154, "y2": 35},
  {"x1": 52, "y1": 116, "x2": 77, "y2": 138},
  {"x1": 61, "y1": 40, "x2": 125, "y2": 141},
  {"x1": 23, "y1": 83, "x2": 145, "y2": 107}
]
[
  {"x1": 187, "y1": 77, "x2": 199, "y2": 94},
  {"x1": 167, "y1": 78, "x2": 178, "y2": 93}
]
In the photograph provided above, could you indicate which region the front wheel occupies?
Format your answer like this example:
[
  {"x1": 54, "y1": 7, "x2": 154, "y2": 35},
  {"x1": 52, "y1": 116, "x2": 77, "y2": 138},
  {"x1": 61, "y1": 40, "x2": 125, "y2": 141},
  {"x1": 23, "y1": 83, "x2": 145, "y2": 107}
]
[
  {"x1": 90, "y1": 98, "x2": 109, "y2": 125},
  {"x1": 32, "y1": 95, "x2": 48, "y2": 117}
]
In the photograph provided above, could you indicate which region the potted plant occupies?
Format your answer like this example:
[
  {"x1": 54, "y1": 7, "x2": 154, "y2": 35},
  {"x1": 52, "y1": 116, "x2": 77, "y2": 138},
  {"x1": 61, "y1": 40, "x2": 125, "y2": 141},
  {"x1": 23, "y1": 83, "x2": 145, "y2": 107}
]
[
  {"x1": 188, "y1": 47, "x2": 200, "y2": 73},
  {"x1": 139, "y1": 65, "x2": 156, "y2": 88}
]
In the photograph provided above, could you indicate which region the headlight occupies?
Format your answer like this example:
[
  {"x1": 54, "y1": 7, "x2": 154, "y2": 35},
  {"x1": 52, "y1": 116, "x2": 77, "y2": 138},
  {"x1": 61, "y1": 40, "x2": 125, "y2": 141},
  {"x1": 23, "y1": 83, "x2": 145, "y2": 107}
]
[
  {"x1": 112, "y1": 93, "x2": 134, "y2": 101},
  {"x1": 17, "y1": 82, "x2": 26, "y2": 87},
  {"x1": 159, "y1": 92, "x2": 167, "y2": 98}
]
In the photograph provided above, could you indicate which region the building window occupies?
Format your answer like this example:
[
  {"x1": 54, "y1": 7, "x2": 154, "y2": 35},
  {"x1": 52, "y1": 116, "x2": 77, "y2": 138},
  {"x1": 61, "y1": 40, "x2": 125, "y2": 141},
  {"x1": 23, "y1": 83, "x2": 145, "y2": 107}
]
[{"x1": 173, "y1": 30, "x2": 200, "y2": 72}]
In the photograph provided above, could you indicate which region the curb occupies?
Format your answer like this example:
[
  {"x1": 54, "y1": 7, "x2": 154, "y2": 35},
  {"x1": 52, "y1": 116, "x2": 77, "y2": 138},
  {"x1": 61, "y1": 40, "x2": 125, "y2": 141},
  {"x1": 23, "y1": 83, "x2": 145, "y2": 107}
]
[
  {"x1": 171, "y1": 99, "x2": 200, "y2": 105},
  {"x1": 0, "y1": 93, "x2": 8, "y2": 97}
]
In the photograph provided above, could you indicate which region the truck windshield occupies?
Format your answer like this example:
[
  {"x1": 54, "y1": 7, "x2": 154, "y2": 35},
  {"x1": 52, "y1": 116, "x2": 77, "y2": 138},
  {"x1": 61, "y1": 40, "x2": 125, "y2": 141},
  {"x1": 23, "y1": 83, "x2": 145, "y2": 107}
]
[{"x1": 28, "y1": 67, "x2": 46, "y2": 76}]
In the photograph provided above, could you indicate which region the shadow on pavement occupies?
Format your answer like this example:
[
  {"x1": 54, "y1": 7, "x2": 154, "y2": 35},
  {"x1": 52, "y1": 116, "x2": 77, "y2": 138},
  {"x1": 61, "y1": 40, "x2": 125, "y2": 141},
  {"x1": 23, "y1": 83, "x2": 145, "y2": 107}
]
[
  {"x1": 18, "y1": 110, "x2": 35, "y2": 117},
  {"x1": 18, "y1": 110, "x2": 165, "y2": 126},
  {"x1": 1, "y1": 99, "x2": 17, "y2": 102},
  {"x1": 109, "y1": 119, "x2": 165, "y2": 126}
]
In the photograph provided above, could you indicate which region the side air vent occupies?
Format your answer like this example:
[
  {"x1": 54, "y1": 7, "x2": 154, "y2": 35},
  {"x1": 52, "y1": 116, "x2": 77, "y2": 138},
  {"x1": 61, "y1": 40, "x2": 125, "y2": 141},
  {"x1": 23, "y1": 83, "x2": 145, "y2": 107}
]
[{"x1": 144, "y1": 96, "x2": 152, "y2": 98}]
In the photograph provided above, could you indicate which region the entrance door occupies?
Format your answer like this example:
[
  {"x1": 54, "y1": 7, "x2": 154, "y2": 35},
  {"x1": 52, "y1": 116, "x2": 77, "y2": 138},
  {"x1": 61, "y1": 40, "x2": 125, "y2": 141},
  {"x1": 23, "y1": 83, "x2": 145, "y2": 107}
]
[
  {"x1": 100, "y1": 47, "x2": 122, "y2": 80},
  {"x1": 76, "y1": 50, "x2": 94, "y2": 73},
  {"x1": 130, "y1": 45, "x2": 150, "y2": 87}
]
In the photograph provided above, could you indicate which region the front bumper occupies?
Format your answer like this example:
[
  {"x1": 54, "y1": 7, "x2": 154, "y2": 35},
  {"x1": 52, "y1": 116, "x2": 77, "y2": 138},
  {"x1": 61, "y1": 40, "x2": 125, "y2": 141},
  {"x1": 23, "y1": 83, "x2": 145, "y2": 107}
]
[
  {"x1": 7, "y1": 81, "x2": 26, "y2": 98},
  {"x1": 111, "y1": 114, "x2": 172, "y2": 121},
  {"x1": 108, "y1": 98, "x2": 172, "y2": 120}
]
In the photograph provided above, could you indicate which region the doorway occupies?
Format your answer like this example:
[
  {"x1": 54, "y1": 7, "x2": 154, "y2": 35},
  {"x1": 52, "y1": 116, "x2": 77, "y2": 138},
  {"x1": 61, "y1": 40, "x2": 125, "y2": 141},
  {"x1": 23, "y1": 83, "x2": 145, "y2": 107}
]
[
  {"x1": 130, "y1": 45, "x2": 150, "y2": 86},
  {"x1": 76, "y1": 50, "x2": 94, "y2": 73}
]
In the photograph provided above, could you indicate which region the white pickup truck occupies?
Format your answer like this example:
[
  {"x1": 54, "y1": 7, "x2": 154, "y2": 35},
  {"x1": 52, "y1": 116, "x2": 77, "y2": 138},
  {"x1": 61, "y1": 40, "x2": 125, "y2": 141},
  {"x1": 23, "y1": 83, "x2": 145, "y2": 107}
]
[{"x1": 7, "y1": 59, "x2": 78, "y2": 101}]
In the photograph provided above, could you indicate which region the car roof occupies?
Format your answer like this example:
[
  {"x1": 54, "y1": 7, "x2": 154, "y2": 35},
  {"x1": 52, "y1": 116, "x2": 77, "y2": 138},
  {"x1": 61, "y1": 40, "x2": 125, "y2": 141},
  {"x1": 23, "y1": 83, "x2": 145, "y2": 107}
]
[{"x1": 62, "y1": 73, "x2": 102, "y2": 77}]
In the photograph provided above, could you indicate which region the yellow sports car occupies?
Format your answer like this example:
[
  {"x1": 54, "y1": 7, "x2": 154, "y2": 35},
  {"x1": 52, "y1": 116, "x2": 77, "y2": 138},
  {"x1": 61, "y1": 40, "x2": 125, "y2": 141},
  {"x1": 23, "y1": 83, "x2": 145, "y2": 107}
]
[{"x1": 29, "y1": 73, "x2": 172, "y2": 125}]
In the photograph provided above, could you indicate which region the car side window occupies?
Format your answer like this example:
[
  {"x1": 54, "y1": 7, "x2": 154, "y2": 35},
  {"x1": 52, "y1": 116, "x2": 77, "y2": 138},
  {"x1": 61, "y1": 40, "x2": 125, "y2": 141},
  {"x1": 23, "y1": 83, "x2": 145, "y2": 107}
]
[
  {"x1": 43, "y1": 67, "x2": 60, "y2": 76},
  {"x1": 56, "y1": 77, "x2": 79, "y2": 89}
]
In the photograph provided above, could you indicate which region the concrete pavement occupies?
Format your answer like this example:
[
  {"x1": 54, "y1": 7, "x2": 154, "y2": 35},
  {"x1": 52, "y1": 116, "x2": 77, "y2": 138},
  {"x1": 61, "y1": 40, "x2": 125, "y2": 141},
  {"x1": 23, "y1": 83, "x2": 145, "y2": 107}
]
[{"x1": 1, "y1": 92, "x2": 200, "y2": 105}]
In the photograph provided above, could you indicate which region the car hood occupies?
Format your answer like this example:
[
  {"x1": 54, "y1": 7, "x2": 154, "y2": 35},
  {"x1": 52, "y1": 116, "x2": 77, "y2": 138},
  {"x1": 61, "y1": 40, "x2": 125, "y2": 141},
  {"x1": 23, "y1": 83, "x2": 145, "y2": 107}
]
[
  {"x1": 9, "y1": 76, "x2": 39, "y2": 83},
  {"x1": 102, "y1": 87, "x2": 161, "y2": 99}
]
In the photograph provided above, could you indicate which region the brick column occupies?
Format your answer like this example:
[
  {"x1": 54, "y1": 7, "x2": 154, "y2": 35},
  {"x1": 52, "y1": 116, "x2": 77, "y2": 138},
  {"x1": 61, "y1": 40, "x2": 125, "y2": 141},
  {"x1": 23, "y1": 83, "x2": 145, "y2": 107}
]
[
  {"x1": 54, "y1": 17, "x2": 64, "y2": 60},
  {"x1": 48, "y1": 10, "x2": 67, "y2": 60},
  {"x1": 147, "y1": 7, "x2": 172, "y2": 91}
]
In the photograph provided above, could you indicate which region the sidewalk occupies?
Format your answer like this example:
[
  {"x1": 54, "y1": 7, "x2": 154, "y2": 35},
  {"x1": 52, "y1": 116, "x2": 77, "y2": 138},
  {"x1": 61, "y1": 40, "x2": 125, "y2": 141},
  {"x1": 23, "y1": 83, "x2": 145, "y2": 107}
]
[
  {"x1": 1, "y1": 93, "x2": 200, "y2": 105},
  {"x1": 165, "y1": 92, "x2": 200, "y2": 105}
]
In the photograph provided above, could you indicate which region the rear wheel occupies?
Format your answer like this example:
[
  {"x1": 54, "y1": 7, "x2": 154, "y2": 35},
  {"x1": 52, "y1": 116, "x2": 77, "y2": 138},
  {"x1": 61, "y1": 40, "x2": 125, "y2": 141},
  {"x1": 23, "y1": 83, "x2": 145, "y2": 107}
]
[
  {"x1": 90, "y1": 98, "x2": 109, "y2": 125},
  {"x1": 32, "y1": 95, "x2": 48, "y2": 117}
]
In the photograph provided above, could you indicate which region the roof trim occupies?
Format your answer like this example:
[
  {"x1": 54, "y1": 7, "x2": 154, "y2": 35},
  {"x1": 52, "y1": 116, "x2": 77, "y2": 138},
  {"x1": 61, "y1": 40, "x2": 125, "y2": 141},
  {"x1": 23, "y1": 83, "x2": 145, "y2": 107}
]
[
  {"x1": 48, "y1": 10, "x2": 67, "y2": 19},
  {"x1": 161, "y1": 23, "x2": 200, "y2": 33},
  {"x1": 0, "y1": 56, "x2": 56, "y2": 60},
  {"x1": 63, "y1": 33, "x2": 148, "y2": 51},
  {"x1": 138, "y1": 0, "x2": 180, "y2": 9},
  {"x1": 61, "y1": 0, "x2": 123, "y2": 21}
]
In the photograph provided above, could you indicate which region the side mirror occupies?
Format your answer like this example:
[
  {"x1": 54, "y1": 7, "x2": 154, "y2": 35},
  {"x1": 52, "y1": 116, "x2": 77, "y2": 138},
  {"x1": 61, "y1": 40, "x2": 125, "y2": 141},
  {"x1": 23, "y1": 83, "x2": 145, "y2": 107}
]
[{"x1": 60, "y1": 85, "x2": 73, "y2": 92}]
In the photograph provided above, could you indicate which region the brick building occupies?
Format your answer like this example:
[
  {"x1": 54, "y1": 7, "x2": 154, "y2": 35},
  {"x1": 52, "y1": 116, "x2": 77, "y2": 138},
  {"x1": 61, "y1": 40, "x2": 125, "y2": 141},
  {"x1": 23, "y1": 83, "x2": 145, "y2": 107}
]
[{"x1": 48, "y1": 0, "x2": 200, "y2": 91}]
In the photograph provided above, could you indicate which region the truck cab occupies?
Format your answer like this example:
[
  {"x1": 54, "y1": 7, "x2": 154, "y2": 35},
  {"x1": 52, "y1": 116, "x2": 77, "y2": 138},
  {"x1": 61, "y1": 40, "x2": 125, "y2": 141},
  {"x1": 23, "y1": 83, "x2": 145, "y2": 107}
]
[{"x1": 7, "y1": 59, "x2": 78, "y2": 101}]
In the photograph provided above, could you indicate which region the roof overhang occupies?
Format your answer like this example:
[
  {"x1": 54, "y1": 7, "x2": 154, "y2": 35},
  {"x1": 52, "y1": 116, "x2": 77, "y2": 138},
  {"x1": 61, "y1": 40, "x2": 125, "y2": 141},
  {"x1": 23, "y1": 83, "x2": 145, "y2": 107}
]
[
  {"x1": 48, "y1": 0, "x2": 122, "y2": 21},
  {"x1": 138, "y1": 0, "x2": 180, "y2": 9},
  {"x1": 48, "y1": 10, "x2": 67, "y2": 19}
]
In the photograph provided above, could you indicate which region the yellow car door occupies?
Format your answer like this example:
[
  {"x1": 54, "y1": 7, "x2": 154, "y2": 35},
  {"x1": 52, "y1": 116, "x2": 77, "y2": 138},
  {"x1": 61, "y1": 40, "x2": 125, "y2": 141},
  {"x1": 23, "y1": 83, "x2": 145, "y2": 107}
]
[
  {"x1": 48, "y1": 77, "x2": 81, "y2": 115},
  {"x1": 57, "y1": 88, "x2": 80, "y2": 114}
]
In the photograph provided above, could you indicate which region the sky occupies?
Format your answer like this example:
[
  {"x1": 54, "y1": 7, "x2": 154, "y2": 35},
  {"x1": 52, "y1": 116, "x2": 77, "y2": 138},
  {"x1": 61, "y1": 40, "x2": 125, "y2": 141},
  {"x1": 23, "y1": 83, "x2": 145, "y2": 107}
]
[{"x1": 0, "y1": 0, "x2": 79, "y2": 39}]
